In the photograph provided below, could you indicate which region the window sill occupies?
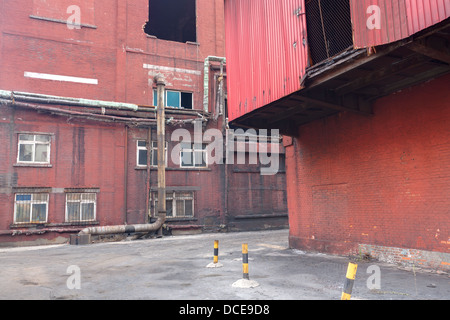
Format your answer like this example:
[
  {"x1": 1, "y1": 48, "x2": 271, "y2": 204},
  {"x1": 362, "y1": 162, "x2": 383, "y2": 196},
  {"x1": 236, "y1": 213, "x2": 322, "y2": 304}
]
[
  {"x1": 145, "y1": 35, "x2": 200, "y2": 46},
  {"x1": 154, "y1": 217, "x2": 197, "y2": 222},
  {"x1": 168, "y1": 167, "x2": 211, "y2": 172},
  {"x1": 234, "y1": 213, "x2": 288, "y2": 220},
  {"x1": 14, "y1": 163, "x2": 52, "y2": 168},
  {"x1": 10, "y1": 221, "x2": 99, "y2": 229},
  {"x1": 135, "y1": 166, "x2": 211, "y2": 172},
  {"x1": 46, "y1": 222, "x2": 100, "y2": 227},
  {"x1": 10, "y1": 223, "x2": 47, "y2": 229}
]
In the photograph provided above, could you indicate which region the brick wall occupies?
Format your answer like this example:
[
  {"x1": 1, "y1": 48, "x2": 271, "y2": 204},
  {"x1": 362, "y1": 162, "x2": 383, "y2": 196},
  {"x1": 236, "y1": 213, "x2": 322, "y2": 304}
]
[
  {"x1": 286, "y1": 73, "x2": 450, "y2": 270},
  {"x1": 0, "y1": 105, "x2": 127, "y2": 245},
  {"x1": 0, "y1": 0, "x2": 288, "y2": 246},
  {"x1": 0, "y1": 0, "x2": 225, "y2": 106}
]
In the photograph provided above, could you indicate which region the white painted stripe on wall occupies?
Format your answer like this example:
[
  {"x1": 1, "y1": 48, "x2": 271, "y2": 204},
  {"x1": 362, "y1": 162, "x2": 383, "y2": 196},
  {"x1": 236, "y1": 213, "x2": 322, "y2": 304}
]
[
  {"x1": 24, "y1": 72, "x2": 98, "y2": 85},
  {"x1": 143, "y1": 64, "x2": 201, "y2": 76}
]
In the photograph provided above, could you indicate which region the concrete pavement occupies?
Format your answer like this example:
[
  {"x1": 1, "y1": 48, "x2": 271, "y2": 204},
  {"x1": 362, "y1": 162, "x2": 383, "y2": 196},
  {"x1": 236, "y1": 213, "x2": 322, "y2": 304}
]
[{"x1": 0, "y1": 229, "x2": 448, "y2": 300}]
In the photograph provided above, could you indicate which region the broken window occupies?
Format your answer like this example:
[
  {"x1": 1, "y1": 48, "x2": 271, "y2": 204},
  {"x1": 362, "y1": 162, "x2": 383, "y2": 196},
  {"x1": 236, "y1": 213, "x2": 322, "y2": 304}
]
[
  {"x1": 305, "y1": 0, "x2": 353, "y2": 65},
  {"x1": 144, "y1": 0, "x2": 197, "y2": 43},
  {"x1": 153, "y1": 191, "x2": 194, "y2": 218},
  {"x1": 14, "y1": 193, "x2": 49, "y2": 224},
  {"x1": 153, "y1": 89, "x2": 193, "y2": 109},
  {"x1": 66, "y1": 193, "x2": 96, "y2": 222},
  {"x1": 17, "y1": 134, "x2": 51, "y2": 164}
]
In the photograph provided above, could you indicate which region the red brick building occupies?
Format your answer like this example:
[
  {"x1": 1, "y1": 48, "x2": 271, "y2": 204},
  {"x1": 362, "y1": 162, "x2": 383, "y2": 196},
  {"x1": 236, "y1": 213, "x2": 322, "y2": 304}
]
[
  {"x1": 225, "y1": 0, "x2": 450, "y2": 271},
  {"x1": 0, "y1": 0, "x2": 288, "y2": 246}
]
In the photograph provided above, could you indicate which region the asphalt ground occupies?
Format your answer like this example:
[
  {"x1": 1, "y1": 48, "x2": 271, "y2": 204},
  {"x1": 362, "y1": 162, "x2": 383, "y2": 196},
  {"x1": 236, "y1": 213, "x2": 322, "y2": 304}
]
[{"x1": 0, "y1": 229, "x2": 448, "y2": 304}]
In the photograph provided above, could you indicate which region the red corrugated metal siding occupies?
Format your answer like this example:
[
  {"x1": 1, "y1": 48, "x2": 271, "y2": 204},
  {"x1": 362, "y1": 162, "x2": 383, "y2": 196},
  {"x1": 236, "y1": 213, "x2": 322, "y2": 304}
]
[
  {"x1": 225, "y1": 0, "x2": 449, "y2": 122},
  {"x1": 225, "y1": 0, "x2": 308, "y2": 122},
  {"x1": 351, "y1": 0, "x2": 450, "y2": 48}
]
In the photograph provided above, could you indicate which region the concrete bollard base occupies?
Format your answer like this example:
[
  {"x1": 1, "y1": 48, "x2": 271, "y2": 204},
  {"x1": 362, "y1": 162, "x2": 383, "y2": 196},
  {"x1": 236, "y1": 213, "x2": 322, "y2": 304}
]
[
  {"x1": 206, "y1": 262, "x2": 223, "y2": 268},
  {"x1": 232, "y1": 279, "x2": 260, "y2": 288}
]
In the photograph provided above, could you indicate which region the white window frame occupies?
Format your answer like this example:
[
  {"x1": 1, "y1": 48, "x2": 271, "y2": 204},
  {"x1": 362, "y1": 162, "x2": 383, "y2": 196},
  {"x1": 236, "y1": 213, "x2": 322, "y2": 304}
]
[
  {"x1": 150, "y1": 141, "x2": 168, "y2": 167},
  {"x1": 136, "y1": 140, "x2": 148, "y2": 167},
  {"x1": 17, "y1": 134, "x2": 51, "y2": 164},
  {"x1": 14, "y1": 193, "x2": 49, "y2": 224},
  {"x1": 65, "y1": 193, "x2": 97, "y2": 222},
  {"x1": 153, "y1": 191, "x2": 195, "y2": 218},
  {"x1": 180, "y1": 143, "x2": 208, "y2": 168},
  {"x1": 137, "y1": 140, "x2": 168, "y2": 167}
]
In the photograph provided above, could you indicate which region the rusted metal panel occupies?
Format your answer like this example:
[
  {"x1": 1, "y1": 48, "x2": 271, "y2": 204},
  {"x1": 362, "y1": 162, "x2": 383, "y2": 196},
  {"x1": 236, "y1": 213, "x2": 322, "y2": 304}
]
[
  {"x1": 224, "y1": 0, "x2": 308, "y2": 122},
  {"x1": 351, "y1": 0, "x2": 450, "y2": 48}
]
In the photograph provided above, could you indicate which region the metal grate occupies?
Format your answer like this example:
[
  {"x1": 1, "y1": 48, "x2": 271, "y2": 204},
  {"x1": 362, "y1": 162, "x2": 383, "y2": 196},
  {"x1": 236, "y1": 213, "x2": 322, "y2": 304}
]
[
  {"x1": 306, "y1": 0, "x2": 354, "y2": 65},
  {"x1": 14, "y1": 193, "x2": 49, "y2": 223}
]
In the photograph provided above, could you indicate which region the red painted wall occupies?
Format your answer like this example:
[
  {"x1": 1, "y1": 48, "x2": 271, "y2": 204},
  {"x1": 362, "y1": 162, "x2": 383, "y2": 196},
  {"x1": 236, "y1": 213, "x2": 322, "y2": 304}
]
[{"x1": 286, "y1": 74, "x2": 450, "y2": 257}]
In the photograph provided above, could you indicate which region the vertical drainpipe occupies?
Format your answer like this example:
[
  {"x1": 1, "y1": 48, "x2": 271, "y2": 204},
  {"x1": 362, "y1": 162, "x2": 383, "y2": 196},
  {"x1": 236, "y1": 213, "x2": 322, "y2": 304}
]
[
  {"x1": 203, "y1": 56, "x2": 227, "y2": 228},
  {"x1": 146, "y1": 127, "x2": 152, "y2": 223},
  {"x1": 203, "y1": 56, "x2": 226, "y2": 113},
  {"x1": 155, "y1": 75, "x2": 166, "y2": 236},
  {"x1": 124, "y1": 125, "x2": 128, "y2": 224}
]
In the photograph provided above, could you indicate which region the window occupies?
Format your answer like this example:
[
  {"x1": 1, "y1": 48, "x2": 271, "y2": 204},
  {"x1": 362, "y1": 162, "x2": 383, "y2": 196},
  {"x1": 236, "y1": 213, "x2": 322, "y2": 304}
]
[
  {"x1": 137, "y1": 140, "x2": 168, "y2": 167},
  {"x1": 137, "y1": 140, "x2": 148, "y2": 167},
  {"x1": 305, "y1": 0, "x2": 353, "y2": 65},
  {"x1": 180, "y1": 142, "x2": 207, "y2": 168},
  {"x1": 14, "y1": 193, "x2": 49, "y2": 224},
  {"x1": 154, "y1": 191, "x2": 194, "y2": 218},
  {"x1": 144, "y1": 0, "x2": 196, "y2": 43},
  {"x1": 66, "y1": 193, "x2": 96, "y2": 222},
  {"x1": 153, "y1": 90, "x2": 193, "y2": 109},
  {"x1": 150, "y1": 141, "x2": 168, "y2": 167},
  {"x1": 17, "y1": 134, "x2": 51, "y2": 164}
]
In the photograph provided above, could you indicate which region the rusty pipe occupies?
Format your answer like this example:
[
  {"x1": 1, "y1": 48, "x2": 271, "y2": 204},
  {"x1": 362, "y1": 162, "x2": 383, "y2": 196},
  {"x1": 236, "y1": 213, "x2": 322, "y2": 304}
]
[{"x1": 78, "y1": 215, "x2": 165, "y2": 236}]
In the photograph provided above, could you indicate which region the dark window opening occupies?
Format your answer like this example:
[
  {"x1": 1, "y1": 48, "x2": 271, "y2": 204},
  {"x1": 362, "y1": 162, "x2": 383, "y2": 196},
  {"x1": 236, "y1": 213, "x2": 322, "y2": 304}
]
[
  {"x1": 305, "y1": 0, "x2": 353, "y2": 65},
  {"x1": 180, "y1": 92, "x2": 193, "y2": 109},
  {"x1": 144, "y1": 0, "x2": 197, "y2": 43}
]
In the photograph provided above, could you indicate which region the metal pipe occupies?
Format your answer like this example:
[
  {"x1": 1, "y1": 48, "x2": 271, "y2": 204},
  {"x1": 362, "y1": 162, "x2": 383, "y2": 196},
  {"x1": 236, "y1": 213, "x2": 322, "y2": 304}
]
[
  {"x1": 145, "y1": 127, "x2": 152, "y2": 223},
  {"x1": 0, "y1": 90, "x2": 139, "y2": 111},
  {"x1": 155, "y1": 75, "x2": 167, "y2": 237},
  {"x1": 77, "y1": 78, "x2": 167, "y2": 239},
  {"x1": 0, "y1": 98, "x2": 156, "y2": 125},
  {"x1": 78, "y1": 215, "x2": 166, "y2": 236},
  {"x1": 203, "y1": 56, "x2": 226, "y2": 113}
]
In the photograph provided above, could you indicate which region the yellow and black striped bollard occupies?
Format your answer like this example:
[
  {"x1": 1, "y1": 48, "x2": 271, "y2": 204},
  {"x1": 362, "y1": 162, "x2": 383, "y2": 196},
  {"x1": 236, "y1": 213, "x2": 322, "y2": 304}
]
[
  {"x1": 206, "y1": 240, "x2": 222, "y2": 268},
  {"x1": 232, "y1": 243, "x2": 259, "y2": 288},
  {"x1": 242, "y1": 243, "x2": 249, "y2": 280},
  {"x1": 214, "y1": 240, "x2": 219, "y2": 264},
  {"x1": 341, "y1": 262, "x2": 358, "y2": 300}
]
